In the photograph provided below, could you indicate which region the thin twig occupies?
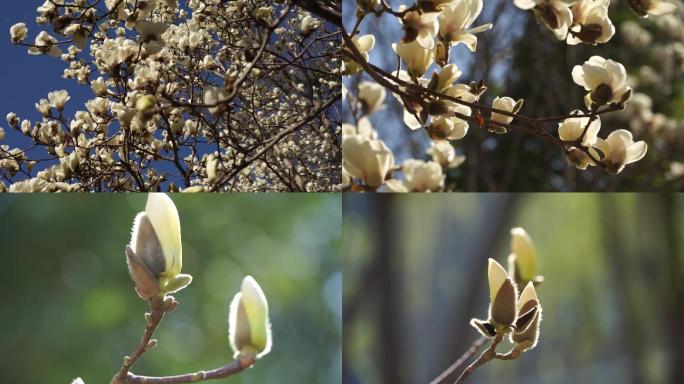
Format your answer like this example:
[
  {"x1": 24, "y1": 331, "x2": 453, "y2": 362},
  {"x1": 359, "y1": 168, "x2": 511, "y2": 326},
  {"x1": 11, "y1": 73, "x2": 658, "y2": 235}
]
[
  {"x1": 454, "y1": 333, "x2": 504, "y2": 384},
  {"x1": 113, "y1": 296, "x2": 168, "y2": 383},
  {"x1": 429, "y1": 336, "x2": 487, "y2": 384}
]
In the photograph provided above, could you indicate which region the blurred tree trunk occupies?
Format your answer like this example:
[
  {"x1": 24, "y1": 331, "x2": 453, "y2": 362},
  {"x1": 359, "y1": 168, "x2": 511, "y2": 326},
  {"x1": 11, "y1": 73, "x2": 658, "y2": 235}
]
[
  {"x1": 657, "y1": 195, "x2": 684, "y2": 382},
  {"x1": 373, "y1": 195, "x2": 403, "y2": 384},
  {"x1": 600, "y1": 196, "x2": 647, "y2": 384}
]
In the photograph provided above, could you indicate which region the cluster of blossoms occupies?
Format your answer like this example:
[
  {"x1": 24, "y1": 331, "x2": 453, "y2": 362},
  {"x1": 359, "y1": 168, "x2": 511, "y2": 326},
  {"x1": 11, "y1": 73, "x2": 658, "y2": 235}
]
[
  {"x1": 2, "y1": 0, "x2": 341, "y2": 192},
  {"x1": 470, "y1": 228, "x2": 543, "y2": 351},
  {"x1": 432, "y1": 227, "x2": 544, "y2": 383},
  {"x1": 606, "y1": 9, "x2": 684, "y2": 184},
  {"x1": 342, "y1": 0, "x2": 678, "y2": 192}
]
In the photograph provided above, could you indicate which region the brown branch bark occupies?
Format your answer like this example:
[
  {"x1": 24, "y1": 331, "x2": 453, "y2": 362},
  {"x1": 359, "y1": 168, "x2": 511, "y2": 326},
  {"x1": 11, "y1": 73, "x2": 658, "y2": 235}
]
[{"x1": 124, "y1": 356, "x2": 256, "y2": 384}]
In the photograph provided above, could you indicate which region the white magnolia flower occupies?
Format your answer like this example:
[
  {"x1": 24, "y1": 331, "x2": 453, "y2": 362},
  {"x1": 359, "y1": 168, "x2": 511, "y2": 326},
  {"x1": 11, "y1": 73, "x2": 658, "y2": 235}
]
[
  {"x1": 343, "y1": 117, "x2": 377, "y2": 140},
  {"x1": 490, "y1": 97, "x2": 522, "y2": 128},
  {"x1": 515, "y1": 0, "x2": 575, "y2": 40},
  {"x1": 402, "y1": 159, "x2": 444, "y2": 192},
  {"x1": 6, "y1": 112, "x2": 19, "y2": 127},
  {"x1": 571, "y1": 56, "x2": 632, "y2": 107},
  {"x1": 136, "y1": 21, "x2": 168, "y2": 55},
  {"x1": 568, "y1": 0, "x2": 615, "y2": 45},
  {"x1": 558, "y1": 111, "x2": 601, "y2": 147},
  {"x1": 299, "y1": 15, "x2": 321, "y2": 35},
  {"x1": 438, "y1": 0, "x2": 492, "y2": 52},
  {"x1": 254, "y1": 6, "x2": 273, "y2": 20},
  {"x1": 28, "y1": 31, "x2": 62, "y2": 57},
  {"x1": 627, "y1": 0, "x2": 679, "y2": 17},
  {"x1": 0, "y1": 127, "x2": 4, "y2": 142},
  {"x1": 428, "y1": 113, "x2": 470, "y2": 140},
  {"x1": 10, "y1": 23, "x2": 28, "y2": 43},
  {"x1": 48, "y1": 90, "x2": 70, "y2": 111},
  {"x1": 342, "y1": 135, "x2": 394, "y2": 189},
  {"x1": 357, "y1": 82, "x2": 386, "y2": 115},
  {"x1": 426, "y1": 141, "x2": 465, "y2": 169},
  {"x1": 91, "y1": 77, "x2": 108, "y2": 96},
  {"x1": 435, "y1": 64, "x2": 463, "y2": 92},
  {"x1": 35, "y1": 99, "x2": 52, "y2": 116},
  {"x1": 343, "y1": 34, "x2": 375, "y2": 74},
  {"x1": 400, "y1": 7, "x2": 439, "y2": 49},
  {"x1": 9, "y1": 177, "x2": 49, "y2": 192},
  {"x1": 229, "y1": 276, "x2": 272, "y2": 359},
  {"x1": 558, "y1": 111, "x2": 602, "y2": 169},
  {"x1": 394, "y1": 39, "x2": 435, "y2": 78},
  {"x1": 204, "y1": 86, "x2": 228, "y2": 115},
  {"x1": 595, "y1": 129, "x2": 647, "y2": 173}
]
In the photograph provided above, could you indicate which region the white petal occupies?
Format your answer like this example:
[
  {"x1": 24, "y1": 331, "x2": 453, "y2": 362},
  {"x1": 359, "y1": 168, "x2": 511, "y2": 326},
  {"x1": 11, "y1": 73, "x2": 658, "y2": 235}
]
[
  {"x1": 488, "y1": 258, "x2": 509, "y2": 302},
  {"x1": 623, "y1": 141, "x2": 647, "y2": 164},
  {"x1": 649, "y1": 1, "x2": 678, "y2": 15}
]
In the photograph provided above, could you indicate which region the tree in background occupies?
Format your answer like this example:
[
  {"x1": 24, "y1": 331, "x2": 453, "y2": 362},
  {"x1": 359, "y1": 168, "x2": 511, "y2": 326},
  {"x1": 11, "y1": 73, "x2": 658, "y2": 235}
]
[
  {"x1": 341, "y1": 0, "x2": 682, "y2": 191},
  {"x1": 1, "y1": 0, "x2": 341, "y2": 192}
]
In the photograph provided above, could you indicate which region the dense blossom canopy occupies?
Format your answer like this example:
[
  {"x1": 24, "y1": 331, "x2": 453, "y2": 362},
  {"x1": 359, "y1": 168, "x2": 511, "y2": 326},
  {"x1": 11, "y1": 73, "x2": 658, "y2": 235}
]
[{"x1": 1, "y1": 0, "x2": 341, "y2": 192}]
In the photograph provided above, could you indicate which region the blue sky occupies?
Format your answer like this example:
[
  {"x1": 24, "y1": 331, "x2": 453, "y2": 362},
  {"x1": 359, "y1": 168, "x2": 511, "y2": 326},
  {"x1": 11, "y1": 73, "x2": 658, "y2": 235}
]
[{"x1": 1, "y1": 2, "x2": 94, "y2": 153}]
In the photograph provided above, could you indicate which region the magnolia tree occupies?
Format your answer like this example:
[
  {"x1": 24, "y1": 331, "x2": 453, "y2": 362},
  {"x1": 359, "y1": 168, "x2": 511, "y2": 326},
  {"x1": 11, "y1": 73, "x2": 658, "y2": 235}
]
[
  {"x1": 431, "y1": 227, "x2": 544, "y2": 384},
  {"x1": 342, "y1": 0, "x2": 679, "y2": 192},
  {"x1": 1, "y1": 0, "x2": 341, "y2": 192},
  {"x1": 69, "y1": 193, "x2": 273, "y2": 384}
]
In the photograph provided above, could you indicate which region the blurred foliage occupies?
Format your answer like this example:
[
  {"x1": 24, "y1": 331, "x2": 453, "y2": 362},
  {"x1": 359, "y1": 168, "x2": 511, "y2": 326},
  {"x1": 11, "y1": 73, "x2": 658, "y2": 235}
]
[
  {"x1": 0, "y1": 194, "x2": 341, "y2": 383},
  {"x1": 343, "y1": 194, "x2": 684, "y2": 383}
]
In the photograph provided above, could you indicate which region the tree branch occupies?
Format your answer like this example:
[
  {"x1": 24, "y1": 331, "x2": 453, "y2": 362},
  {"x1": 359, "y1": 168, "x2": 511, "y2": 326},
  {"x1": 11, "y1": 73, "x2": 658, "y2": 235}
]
[{"x1": 124, "y1": 356, "x2": 256, "y2": 384}]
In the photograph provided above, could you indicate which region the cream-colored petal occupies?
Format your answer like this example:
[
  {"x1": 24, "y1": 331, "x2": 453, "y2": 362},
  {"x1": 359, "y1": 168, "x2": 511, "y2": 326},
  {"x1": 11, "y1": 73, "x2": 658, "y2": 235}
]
[
  {"x1": 510, "y1": 227, "x2": 536, "y2": 281},
  {"x1": 623, "y1": 141, "x2": 647, "y2": 164},
  {"x1": 518, "y1": 282, "x2": 539, "y2": 310},
  {"x1": 649, "y1": 1, "x2": 678, "y2": 15},
  {"x1": 488, "y1": 258, "x2": 509, "y2": 302},
  {"x1": 145, "y1": 193, "x2": 182, "y2": 277}
]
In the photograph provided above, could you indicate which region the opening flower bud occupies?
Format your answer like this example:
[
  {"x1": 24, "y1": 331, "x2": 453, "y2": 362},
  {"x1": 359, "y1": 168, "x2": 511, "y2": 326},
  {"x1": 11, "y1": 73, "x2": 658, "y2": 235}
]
[
  {"x1": 508, "y1": 227, "x2": 537, "y2": 283},
  {"x1": 488, "y1": 258, "x2": 518, "y2": 329},
  {"x1": 228, "y1": 276, "x2": 272, "y2": 359},
  {"x1": 511, "y1": 282, "x2": 542, "y2": 350},
  {"x1": 126, "y1": 193, "x2": 191, "y2": 300}
]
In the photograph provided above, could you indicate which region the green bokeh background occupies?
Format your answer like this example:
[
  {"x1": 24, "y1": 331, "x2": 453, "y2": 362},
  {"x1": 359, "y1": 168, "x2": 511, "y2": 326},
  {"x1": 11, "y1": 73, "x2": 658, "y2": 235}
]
[
  {"x1": 0, "y1": 194, "x2": 341, "y2": 384},
  {"x1": 343, "y1": 194, "x2": 684, "y2": 383}
]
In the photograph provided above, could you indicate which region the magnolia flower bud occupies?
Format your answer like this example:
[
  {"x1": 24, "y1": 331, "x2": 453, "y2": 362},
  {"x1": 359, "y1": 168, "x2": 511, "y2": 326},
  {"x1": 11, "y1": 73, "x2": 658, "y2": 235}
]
[
  {"x1": 229, "y1": 276, "x2": 272, "y2": 359},
  {"x1": 135, "y1": 95, "x2": 157, "y2": 113},
  {"x1": 126, "y1": 193, "x2": 192, "y2": 300},
  {"x1": 490, "y1": 96, "x2": 522, "y2": 128},
  {"x1": 10, "y1": 23, "x2": 28, "y2": 43},
  {"x1": 508, "y1": 227, "x2": 538, "y2": 284},
  {"x1": 511, "y1": 282, "x2": 542, "y2": 351},
  {"x1": 487, "y1": 258, "x2": 517, "y2": 329}
]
